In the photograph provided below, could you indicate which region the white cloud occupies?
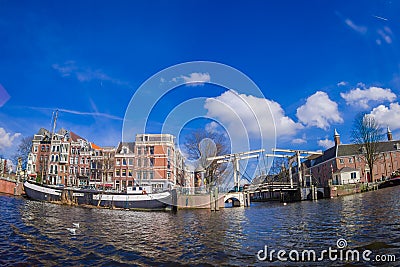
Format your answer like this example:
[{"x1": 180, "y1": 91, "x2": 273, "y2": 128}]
[
  {"x1": 318, "y1": 138, "x2": 335, "y2": 149},
  {"x1": 369, "y1": 103, "x2": 400, "y2": 130},
  {"x1": 205, "y1": 90, "x2": 303, "y2": 141},
  {"x1": 340, "y1": 86, "x2": 396, "y2": 109},
  {"x1": 337, "y1": 81, "x2": 348, "y2": 87},
  {"x1": 205, "y1": 121, "x2": 219, "y2": 133},
  {"x1": 377, "y1": 29, "x2": 392, "y2": 44},
  {"x1": 376, "y1": 27, "x2": 393, "y2": 45},
  {"x1": 292, "y1": 138, "x2": 306, "y2": 144},
  {"x1": 296, "y1": 91, "x2": 343, "y2": 130},
  {"x1": 344, "y1": 18, "x2": 367, "y2": 34},
  {"x1": 0, "y1": 128, "x2": 21, "y2": 151},
  {"x1": 52, "y1": 61, "x2": 129, "y2": 86},
  {"x1": 174, "y1": 72, "x2": 210, "y2": 86}
]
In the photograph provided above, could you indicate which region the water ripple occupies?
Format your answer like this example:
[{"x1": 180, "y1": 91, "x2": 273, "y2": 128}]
[{"x1": 0, "y1": 187, "x2": 399, "y2": 266}]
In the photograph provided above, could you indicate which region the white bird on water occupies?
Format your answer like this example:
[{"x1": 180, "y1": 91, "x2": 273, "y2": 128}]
[
  {"x1": 72, "y1": 223, "x2": 80, "y2": 228},
  {"x1": 67, "y1": 228, "x2": 77, "y2": 235}
]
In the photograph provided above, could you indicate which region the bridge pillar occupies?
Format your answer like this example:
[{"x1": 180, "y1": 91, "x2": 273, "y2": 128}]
[
  {"x1": 243, "y1": 192, "x2": 251, "y2": 207},
  {"x1": 210, "y1": 187, "x2": 219, "y2": 211}
]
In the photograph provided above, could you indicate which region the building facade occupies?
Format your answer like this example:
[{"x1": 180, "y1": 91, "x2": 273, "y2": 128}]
[
  {"x1": 303, "y1": 128, "x2": 400, "y2": 186},
  {"x1": 27, "y1": 129, "x2": 189, "y2": 192}
]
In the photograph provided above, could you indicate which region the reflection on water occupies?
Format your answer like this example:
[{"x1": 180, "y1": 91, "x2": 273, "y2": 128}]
[{"x1": 0, "y1": 187, "x2": 399, "y2": 266}]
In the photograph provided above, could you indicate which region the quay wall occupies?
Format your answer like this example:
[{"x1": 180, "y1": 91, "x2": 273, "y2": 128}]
[
  {"x1": 0, "y1": 177, "x2": 24, "y2": 196},
  {"x1": 176, "y1": 193, "x2": 225, "y2": 209},
  {"x1": 329, "y1": 183, "x2": 372, "y2": 197}
]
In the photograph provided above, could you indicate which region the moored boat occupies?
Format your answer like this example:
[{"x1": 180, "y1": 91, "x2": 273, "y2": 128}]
[
  {"x1": 378, "y1": 176, "x2": 400, "y2": 189},
  {"x1": 23, "y1": 180, "x2": 173, "y2": 210}
]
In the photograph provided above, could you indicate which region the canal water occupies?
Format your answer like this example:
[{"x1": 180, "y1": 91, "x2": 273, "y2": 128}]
[{"x1": 1, "y1": 187, "x2": 399, "y2": 266}]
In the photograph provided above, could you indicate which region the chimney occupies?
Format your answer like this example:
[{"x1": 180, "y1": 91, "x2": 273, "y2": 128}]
[
  {"x1": 334, "y1": 129, "x2": 340, "y2": 145},
  {"x1": 387, "y1": 126, "x2": 393, "y2": 141}
]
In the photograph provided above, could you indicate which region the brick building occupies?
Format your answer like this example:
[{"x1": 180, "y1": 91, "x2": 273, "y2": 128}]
[
  {"x1": 303, "y1": 128, "x2": 400, "y2": 186},
  {"x1": 114, "y1": 142, "x2": 135, "y2": 191},
  {"x1": 27, "y1": 128, "x2": 101, "y2": 186},
  {"x1": 27, "y1": 129, "x2": 189, "y2": 192},
  {"x1": 134, "y1": 134, "x2": 187, "y2": 192}
]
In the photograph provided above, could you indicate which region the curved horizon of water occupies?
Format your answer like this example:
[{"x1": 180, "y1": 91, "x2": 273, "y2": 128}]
[{"x1": 0, "y1": 187, "x2": 399, "y2": 266}]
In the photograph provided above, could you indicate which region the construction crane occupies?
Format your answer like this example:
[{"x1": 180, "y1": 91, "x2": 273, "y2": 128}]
[{"x1": 207, "y1": 149, "x2": 265, "y2": 191}]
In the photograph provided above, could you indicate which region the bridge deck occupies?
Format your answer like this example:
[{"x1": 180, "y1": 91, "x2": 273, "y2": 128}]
[{"x1": 245, "y1": 182, "x2": 298, "y2": 193}]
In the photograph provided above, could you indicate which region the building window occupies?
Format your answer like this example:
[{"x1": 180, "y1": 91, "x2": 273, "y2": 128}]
[
  {"x1": 150, "y1": 146, "x2": 154, "y2": 155},
  {"x1": 137, "y1": 158, "x2": 141, "y2": 167},
  {"x1": 144, "y1": 159, "x2": 147, "y2": 167},
  {"x1": 122, "y1": 169, "x2": 126, "y2": 177},
  {"x1": 128, "y1": 159, "x2": 133, "y2": 166},
  {"x1": 143, "y1": 171, "x2": 147, "y2": 180},
  {"x1": 138, "y1": 147, "x2": 142, "y2": 155},
  {"x1": 128, "y1": 180, "x2": 133, "y2": 187},
  {"x1": 137, "y1": 171, "x2": 142, "y2": 180},
  {"x1": 116, "y1": 169, "x2": 120, "y2": 177},
  {"x1": 349, "y1": 158, "x2": 353, "y2": 163},
  {"x1": 149, "y1": 171, "x2": 154, "y2": 180},
  {"x1": 128, "y1": 169, "x2": 133, "y2": 177},
  {"x1": 122, "y1": 158, "x2": 127, "y2": 166},
  {"x1": 339, "y1": 159, "x2": 344, "y2": 164},
  {"x1": 34, "y1": 146, "x2": 38, "y2": 152},
  {"x1": 116, "y1": 159, "x2": 121, "y2": 166},
  {"x1": 351, "y1": 172, "x2": 357, "y2": 179},
  {"x1": 150, "y1": 158, "x2": 154, "y2": 166}
]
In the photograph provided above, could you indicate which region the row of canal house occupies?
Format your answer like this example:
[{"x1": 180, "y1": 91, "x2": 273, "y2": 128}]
[
  {"x1": 301, "y1": 128, "x2": 400, "y2": 187},
  {"x1": 26, "y1": 128, "x2": 191, "y2": 192}
]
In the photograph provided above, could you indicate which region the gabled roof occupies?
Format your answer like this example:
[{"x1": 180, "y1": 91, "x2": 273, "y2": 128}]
[
  {"x1": 337, "y1": 140, "x2": 400, "y2": 157},
  {"x1": 305, "y1": 146, "x2": 337, "y2": 167},
  {"x1": 69, "y1": 131, "x2": 86, "y2": 142},
  {"x1": 91, "y1": 143, "x2": 102, "y2": 150},
  {"x1": 116, "y1": 142, "x2": 135, "y2": 153},
  {"x1": 334, "y1": 166, "x2": 358, "y2": 174},
  {"x1": 305, "y1": 139, "x2": 400, "y2": 168}
]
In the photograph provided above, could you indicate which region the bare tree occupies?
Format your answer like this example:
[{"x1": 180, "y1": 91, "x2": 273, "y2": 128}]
[
  {"x1": 269, "y1": 157, "x2": 289, "y2": 183},
  {"x1": 351, "y1": 113, "x2": 384, "y2": 182},
  {"x1": 12, "y1": 135, "x2": 33, "y2": 169},
  {"x1": 184, "y1": 129, "x2": 230, "y2": 186}
]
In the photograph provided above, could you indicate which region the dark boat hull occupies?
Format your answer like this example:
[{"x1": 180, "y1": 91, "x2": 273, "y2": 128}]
[
  {"x1": 378, "y1": 177, "x2": 400, "y2": 189},
  {"x1": 23, "y1": 181, "x2": 172, "y2": 210}
]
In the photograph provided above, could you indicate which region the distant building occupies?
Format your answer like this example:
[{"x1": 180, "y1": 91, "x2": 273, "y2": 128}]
[
  {"x1": 114, "y1": 142, "x2": 135, "y2": 191},
  {"x1": 27, "y1": 128, "x2": 102, "y2": 186},
  {"x1": 0, "y1": 158, "x2": 8, "y2": 175},
  {"x1": 134, "y1": 134, "x2": 187, "y2": 192},
  {"x1": 26, "y1": 129, "x2": 189, "y2": 192},
  {"x1": 303, "y1": 128, "x2": 400, "y2": 186}
]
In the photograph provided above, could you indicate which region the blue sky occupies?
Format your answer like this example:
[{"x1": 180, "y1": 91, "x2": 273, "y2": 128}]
[{"x1": 1, "y1": 0, "x2": 400, "y2": 162}]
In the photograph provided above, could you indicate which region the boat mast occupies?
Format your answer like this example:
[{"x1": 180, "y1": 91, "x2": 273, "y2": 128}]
[{"x1": 47, "y1": 109, "x2": 58, "y2": 185}]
